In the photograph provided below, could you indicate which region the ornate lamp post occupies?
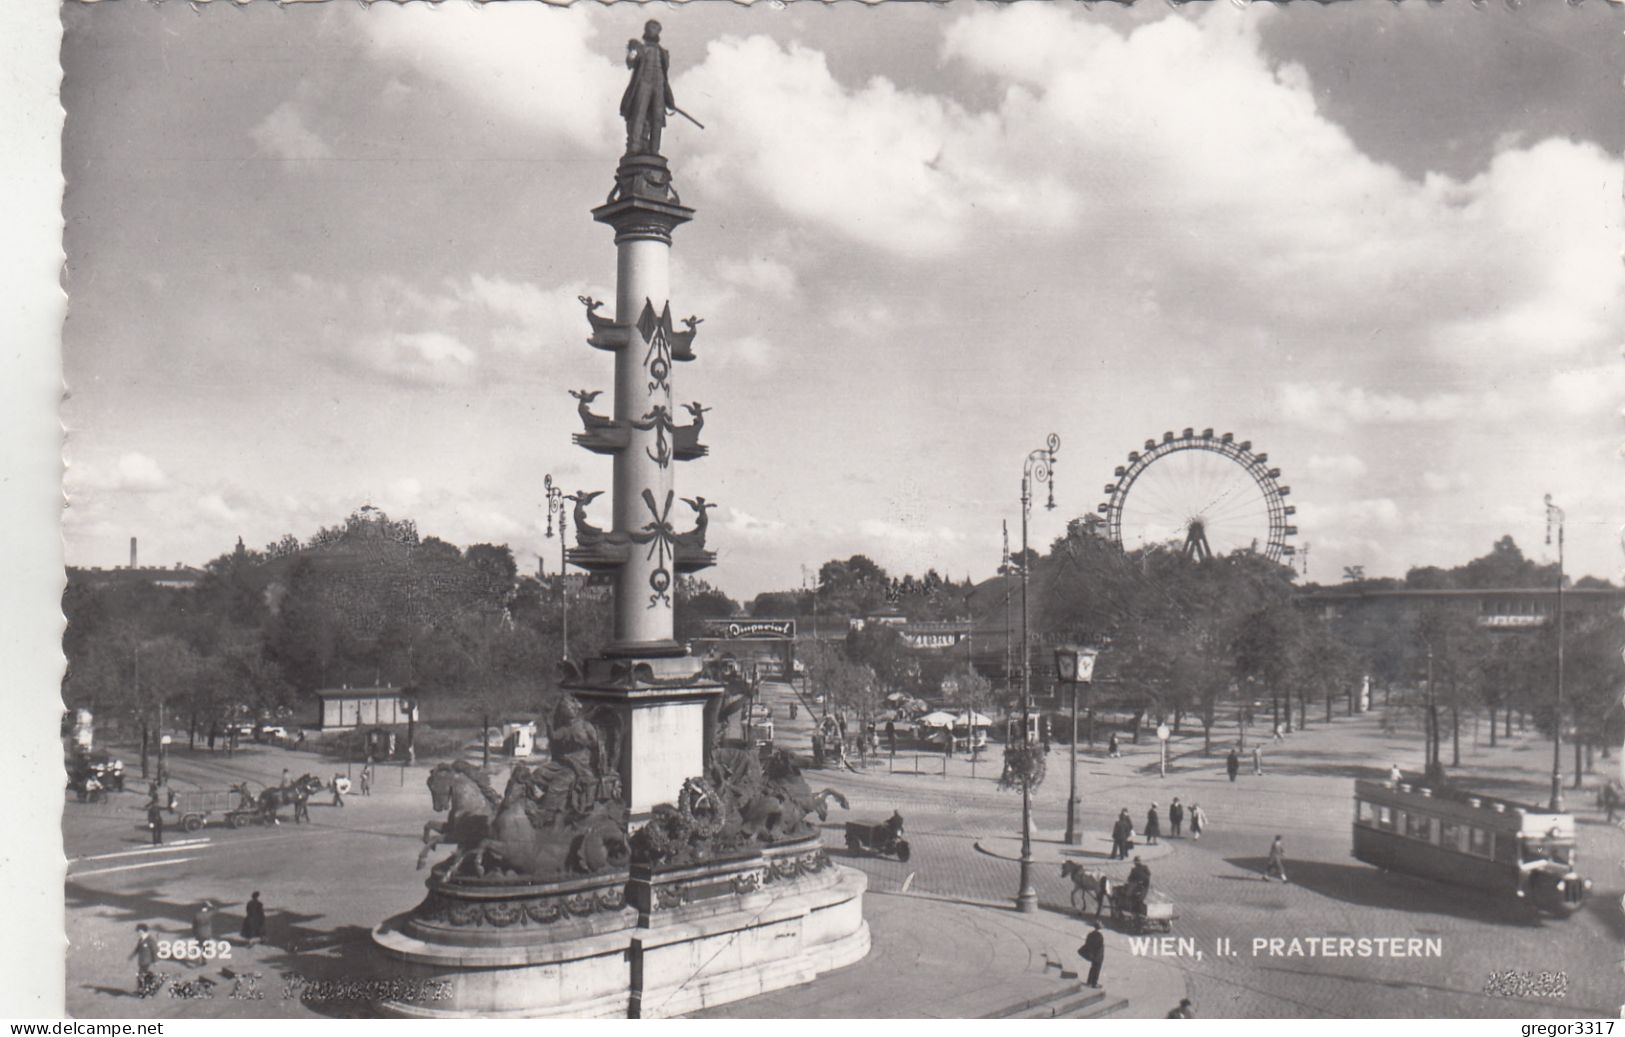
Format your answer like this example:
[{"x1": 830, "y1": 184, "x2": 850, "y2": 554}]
[
  {"x1": 1014, "y1": 433, "x2": 1059, "y2": 914},
  {"x1": 1545, "y1": 493, "x2": 1565, "y2": 811},
  {"x1": 543, "y1": 473, "x2": 570, "y2": 661},
  {"x1": 1054, "y1": 644, "x2": 1098, "y2": 846}
]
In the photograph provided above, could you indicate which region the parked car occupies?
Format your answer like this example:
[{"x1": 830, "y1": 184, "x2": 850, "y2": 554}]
[{"x1": 256, "y1": 724, "x2": 290, "y2": 742}]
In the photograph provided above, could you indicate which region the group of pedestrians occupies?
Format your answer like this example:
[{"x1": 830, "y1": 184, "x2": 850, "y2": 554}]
[
  {"x1": 1109, "y1": 800, "x2": 1207, "y2": 858},
  {"x1": 130, "y1": 892, "x2": 270, "y2": 995},
  {"x1": 1225, "y1": 745, "x2": 1265, "y2": 781}
]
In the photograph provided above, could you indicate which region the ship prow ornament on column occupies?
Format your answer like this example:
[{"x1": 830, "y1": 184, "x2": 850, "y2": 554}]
[{"x1": 373, "y1": 20, "x2": 868, "y2": 1018}]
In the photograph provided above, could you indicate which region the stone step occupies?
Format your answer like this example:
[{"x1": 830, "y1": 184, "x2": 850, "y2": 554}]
[{"x1": 981, "y1": 982, "x2": 1097, "y2": 1019}]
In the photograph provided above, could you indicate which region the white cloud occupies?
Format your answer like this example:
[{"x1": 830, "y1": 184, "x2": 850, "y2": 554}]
[
  {"x1": 713, "y1": 256, "x2": 798, "y2": 299},
  {"x1": 361, "y1": 5, "x2": 621, "y2": 152},
  {"x1": 681, "y1": 35, "x2": 1072, "y2": 257},
  {"x1": 251, "y1": 102, "x2": 333, "y2": 162},
  {"x1": 1305, "y1": 454, "x2": 1367, "y2": 481},
  {"x1": 725, "y1": 507, "x2": 785, "y2": 537},
  {"x1": 114, "y1": 452, "x2": 169, "y2": 492},
  {"x1": 1296, "y1": 498, "x2": 1403, "y2": 534},
  {"x1": 195, "y1": 493, "x2": 240, "y2": 525},
  {"x1": 356, "y1": 330, "x2": 477, "y2": 387},
  {"x1": 1278, "y1": 382, "x2": 1479, "y2": 428},
  {"x1": 1421, "y1": 471, "x2": 1473, "y2": 494}
]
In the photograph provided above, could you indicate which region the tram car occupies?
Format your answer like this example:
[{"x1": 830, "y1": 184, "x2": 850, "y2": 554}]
[{"x1": 1352, "y1": 775, "x2": 1590, "y2": 916}]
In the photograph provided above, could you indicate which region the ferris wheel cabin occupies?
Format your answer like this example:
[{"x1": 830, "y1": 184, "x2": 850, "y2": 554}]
[{"x1": 1351, "y1": 776, "x2": 1590, "y2": 916}]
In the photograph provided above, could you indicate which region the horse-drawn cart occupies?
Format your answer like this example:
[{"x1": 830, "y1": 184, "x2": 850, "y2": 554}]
[
  {"x1": 1108, "y1": 885, "x2": 1177, "y2": 934},
  {"x1": 170, "y1": 789, "x2": 260, "y2": 832}
]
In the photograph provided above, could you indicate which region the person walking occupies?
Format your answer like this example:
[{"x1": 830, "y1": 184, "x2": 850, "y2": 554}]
[
  {"x1": 241, "y1": 891, "x2": 266, "y2": 946},
  {"x1": 293, "y1": 788, "x2": 310, "y2": 825},
  {"x1": 1110, "y1": 809, "x2": 1133, "y2": 860},
  {"x1": 1272, "y1": 723, "x2": 1283, "y2": 743},
  {"x1": 331, "y1": 774, "x2": 349, "y2": 807},
  {"x1": 1189, "y1": 803, "x2": 1206, "y2": 841},
  {"x1": 146, "y1": 799, "x2": 165, "y2": 846},
  {"x1": 130, "y1": 924, "x2": 160, "y2": 995},
  {"x1": 191, "y1": 901, "x2": 216, "y2": 964},
  {"x1": 1169, "y1": 798, "x2": 1184, "y2": 838},
  {"x1": 1604, "y1": 783, "x2": 1619, "y2": 824},
  {"x1": 885, "y1": 719, "x2": 896, "y2": 755},
  {"x1": 1094, "y1": 873, "x2": 1112, "y2": 920},
  {"x1": 1252, "y1": 745, "x2": 1263, "y2": 776},
  {"x1": 1226, "y1": 750, "x2": 1240, "y2": 783},
  {"x1": 789, "y1": 701, "x2": 798, "y2": 721},
  {"x1": 1389, "y1": 762, "x2": 1402, "y2": 784},
  {"x1": 1108, "y1": 733, "x2": 1120, "y2": 759},
  {"x1": 359, "y1": 761, "x2": 373, "y2": 797},
  {"x1": 1264, "y1": 834, "x2": 1289, "y2": 882},
  {"x1": 1144, "y1": 804, "x2": 1161, "y2": 846},
  {"x1": 1079, "y1": 922, "x2": 1106, "y2": 988}
]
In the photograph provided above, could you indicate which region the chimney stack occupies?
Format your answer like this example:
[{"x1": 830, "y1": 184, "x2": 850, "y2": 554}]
[{"x1": 129, "y1": 537, "x2": 137, "y2": 569}]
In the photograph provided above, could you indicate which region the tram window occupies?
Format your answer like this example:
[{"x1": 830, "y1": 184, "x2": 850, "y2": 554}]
[
  {"x1": 1376, "y1": 805, "x2": 1394, "y2": 830},
  {"x1": 1467, "y1": 827, "x2": 1492, "y2": 857},
  {"x1": 1403, "y1": 813, "x2": 1431, "y2": 841},
  {"x1": 1355, "y1": 801, "x2": 1374, "y2": 825},
  {"x1": 1437, "y1": 820, "x2": 1462, "y2": 851}
]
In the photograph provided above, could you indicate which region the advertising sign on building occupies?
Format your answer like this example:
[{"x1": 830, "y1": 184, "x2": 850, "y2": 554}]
[{"x1": 705, "y1": 619, "x2": 796, "y2": 640}]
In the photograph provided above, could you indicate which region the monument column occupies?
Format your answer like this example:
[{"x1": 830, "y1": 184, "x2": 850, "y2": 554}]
[
  {"x1": 600, "y1": 167, "x2": 688, "y2": 655},
  {"x1": 566, "y1": 22, "x2": 717, "y2": 817}
]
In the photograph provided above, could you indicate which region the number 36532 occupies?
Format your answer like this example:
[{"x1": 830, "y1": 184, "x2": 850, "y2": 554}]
[{"x1": 156, "y1": 939, "x2": 231, "y2": 960}]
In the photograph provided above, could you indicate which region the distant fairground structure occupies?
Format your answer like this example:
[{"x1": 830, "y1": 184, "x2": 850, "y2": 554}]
[{"x1": 1097, "y1": 428, "x2": 1297, "y2": 563}]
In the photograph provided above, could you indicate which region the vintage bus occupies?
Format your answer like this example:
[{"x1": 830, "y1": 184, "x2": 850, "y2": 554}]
[{"x1": 1352, "y1": 775, "x2": 1590, "y2": 916}]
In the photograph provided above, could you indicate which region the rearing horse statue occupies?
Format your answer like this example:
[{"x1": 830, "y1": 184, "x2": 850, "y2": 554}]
[{"x1": 418, "y1": 761, "x2": 502, "y2": 874}]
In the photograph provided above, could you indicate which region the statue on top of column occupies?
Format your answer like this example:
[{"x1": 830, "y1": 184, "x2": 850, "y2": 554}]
[{"x1": 621, "y1": 20, "x2": 675, "y2": 157}]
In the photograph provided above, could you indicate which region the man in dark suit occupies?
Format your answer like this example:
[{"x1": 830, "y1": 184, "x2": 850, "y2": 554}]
[{"x1": 1079, "y1": 922, "x2": 1105, "y2": 988}]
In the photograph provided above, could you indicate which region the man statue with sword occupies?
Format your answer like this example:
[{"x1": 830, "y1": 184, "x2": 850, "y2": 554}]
[{"x1": 622, "y1": 20, "x2": 703, "y2": 157}]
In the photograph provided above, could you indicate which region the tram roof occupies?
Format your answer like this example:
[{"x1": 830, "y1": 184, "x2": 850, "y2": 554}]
[{"x1": 1353, "y1": 776, "x2": 1563, "y2": 828}]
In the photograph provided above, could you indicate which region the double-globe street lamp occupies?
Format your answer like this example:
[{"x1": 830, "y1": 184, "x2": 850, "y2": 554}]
[
  {"x1": 1544, "y1": 493, "x2": 1566, "y2": 811},
  {"x1": 1054, "y1": 644, "x2": 1099, "y2": 847},
  {"x1": 1013, "y1": 433, "x2": 1060, "y2": 914},
  {"x1": 543, "y1": 474, "x2": 571, "y2": 662}
]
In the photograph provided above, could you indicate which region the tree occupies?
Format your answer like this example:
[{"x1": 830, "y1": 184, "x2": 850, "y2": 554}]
[
  {"x1": 845, "y1": 622, "x2": 915, "y2": 698},
  {"x1": 674, "y1": 577, "x2": 739, "y2": 642}
]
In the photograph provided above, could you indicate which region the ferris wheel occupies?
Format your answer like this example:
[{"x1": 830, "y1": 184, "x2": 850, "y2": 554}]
[{"x1": 1096, "y1": 428, "x2": 1297, "y2": 563}]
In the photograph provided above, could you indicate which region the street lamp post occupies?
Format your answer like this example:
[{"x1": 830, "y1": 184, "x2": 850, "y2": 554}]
[
  {"x1": 544, "y1": 474, "x2": 570, "y2": 661},
  {"x1": 1545, "y1": 494, "x2": 1566, "y2": 811},
  {"x1": 1055, "y1": 645, "x2": 1098, "y2": 847},
  {"x1": 1014, "y1": 433, "x2": 1059, "y2": 914}
]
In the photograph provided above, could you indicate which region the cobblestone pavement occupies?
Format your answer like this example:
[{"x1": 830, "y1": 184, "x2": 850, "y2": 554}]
[
  {"x1": 63, "y1": 697, "x2": 1625, "y2": 1019},
  {"x1": 758, "y1": 681, "x2": 1625, "y2": 1019}
]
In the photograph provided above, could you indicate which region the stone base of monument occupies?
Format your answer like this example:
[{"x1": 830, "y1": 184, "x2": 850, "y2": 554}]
[
  {"x1": 371, "y1": 870, "x2": 638, "y2": 1018},
  {"x1": 626, "y1": 836, "x2": 871, "y2": 1019},
  {"x1": 371, "y1": 837, "x2": 869, "y2": 1018}
]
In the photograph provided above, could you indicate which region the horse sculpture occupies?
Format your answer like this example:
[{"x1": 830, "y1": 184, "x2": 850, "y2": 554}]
[
  {"x1": 632, "y1": 747, "x2": 849, "y2": 868},
  {"x1": 420, "y1": 696, "x2": 630, "y2": 881},
  {"x1": 418, "y1": 761, "x2": 501, "y2": 873}
]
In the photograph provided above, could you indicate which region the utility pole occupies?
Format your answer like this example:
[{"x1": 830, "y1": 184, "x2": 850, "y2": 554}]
[{"x1": 1545, "y1": 494, "x2": 1567, "y2": 807}]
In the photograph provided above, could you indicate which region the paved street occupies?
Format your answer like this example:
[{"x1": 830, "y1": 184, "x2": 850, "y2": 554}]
[{"x1": 63, "y1": 698, "x2": 1625, "y2": 1019}]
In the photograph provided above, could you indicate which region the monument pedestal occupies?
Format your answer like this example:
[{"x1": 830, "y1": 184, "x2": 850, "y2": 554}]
[
  {"x1": 628, "y1": 837, "x2": 870, "y2": 1018},
  {"x1": 372, "y1": 871, "x2": 638, "y2": 1018},
  {"x1": 372, "y1": 837, "x2": 869, "y2": 1018}
]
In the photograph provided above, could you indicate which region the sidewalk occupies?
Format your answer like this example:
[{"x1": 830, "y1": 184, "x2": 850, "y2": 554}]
[{"x1": 689, "y1": 883, "x2": 1188, "y2": 1019}]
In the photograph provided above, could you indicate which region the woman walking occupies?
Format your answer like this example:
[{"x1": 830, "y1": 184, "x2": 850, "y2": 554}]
[{"x1": 1189, "y1": 803, "x2": 1206, "y2": 841}]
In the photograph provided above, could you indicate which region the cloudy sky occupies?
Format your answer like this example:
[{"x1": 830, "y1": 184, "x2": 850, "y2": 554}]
[{"x1": 61, "y1": 2, "x2": 1623, "y2": 599}]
